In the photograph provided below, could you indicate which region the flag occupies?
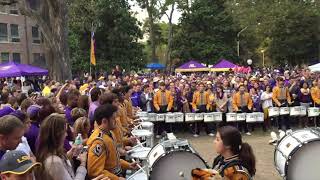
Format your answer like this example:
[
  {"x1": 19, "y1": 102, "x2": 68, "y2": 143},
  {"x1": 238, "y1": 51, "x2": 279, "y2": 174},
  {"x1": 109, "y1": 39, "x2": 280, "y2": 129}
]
[{"x1": 90, "y1": 32, "x2": 96, "y2": 66}]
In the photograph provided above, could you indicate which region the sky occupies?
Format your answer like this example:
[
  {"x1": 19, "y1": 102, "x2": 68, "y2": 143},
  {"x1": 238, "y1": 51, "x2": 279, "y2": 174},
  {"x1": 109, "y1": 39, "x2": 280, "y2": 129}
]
[{"x1": 128, "y1": 0, "x2": 182, "y2": 24}]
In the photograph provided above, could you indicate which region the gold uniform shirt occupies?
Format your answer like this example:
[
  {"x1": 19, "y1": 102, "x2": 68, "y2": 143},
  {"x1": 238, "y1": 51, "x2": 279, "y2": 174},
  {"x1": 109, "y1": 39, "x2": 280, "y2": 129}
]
[{"x1": 87, "y1": 128, "x2": 130, "y2": 180}]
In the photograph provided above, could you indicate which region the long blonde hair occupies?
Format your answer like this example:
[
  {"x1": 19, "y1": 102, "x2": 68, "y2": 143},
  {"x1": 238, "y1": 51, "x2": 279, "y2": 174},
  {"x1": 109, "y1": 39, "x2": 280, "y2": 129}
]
[{"x1": 73, "y1": 117, "x2": 90, "y2": 139}]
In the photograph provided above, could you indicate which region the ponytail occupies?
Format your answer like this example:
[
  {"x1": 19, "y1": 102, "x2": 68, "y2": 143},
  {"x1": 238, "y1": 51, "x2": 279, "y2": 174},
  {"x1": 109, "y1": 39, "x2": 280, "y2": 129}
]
[{"x1": 239, "y1": 142, "x2": 256, "y2": 176}]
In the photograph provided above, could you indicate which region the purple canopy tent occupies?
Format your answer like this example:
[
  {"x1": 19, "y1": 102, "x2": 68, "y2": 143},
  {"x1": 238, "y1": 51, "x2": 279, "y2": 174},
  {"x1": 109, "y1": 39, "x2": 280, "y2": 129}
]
[
  {"x1": 175, "y1": 60, "x2": 210, "y2": 73},
  {"x1": 0, "y1": 62, "x2": 48, "y2": 78},
  {"x1": 211, "y1": 59, "x2": 238, "y2": 72}
]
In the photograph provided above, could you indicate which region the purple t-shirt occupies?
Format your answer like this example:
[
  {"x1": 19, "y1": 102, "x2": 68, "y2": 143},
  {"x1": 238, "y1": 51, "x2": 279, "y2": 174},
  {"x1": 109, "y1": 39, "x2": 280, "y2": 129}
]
[
  {"x1": 0, "y1": 106, "x2": 14, "y2": 117},
  {"x1": 88, "y1": 101, "x2": 100, "y2": 123},
  {"x1": 24, "y1": 122, "x2": 40, "y2": 153},
  {"x1": 64, "y1": 106, "x2": 74, "y2": 126}
]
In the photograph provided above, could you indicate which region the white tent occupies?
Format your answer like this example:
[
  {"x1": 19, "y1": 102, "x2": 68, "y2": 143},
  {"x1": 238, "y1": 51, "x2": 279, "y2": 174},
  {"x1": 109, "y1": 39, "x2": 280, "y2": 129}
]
[{"x1": 309, "y1": 63, "x2": 320, "y2": 72}]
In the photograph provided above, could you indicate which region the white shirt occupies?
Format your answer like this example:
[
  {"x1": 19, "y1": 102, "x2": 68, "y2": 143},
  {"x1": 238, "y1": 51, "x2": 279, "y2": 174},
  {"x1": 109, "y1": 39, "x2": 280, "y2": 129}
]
[
  {"x1": 261, "y1": 92, "x2": 273, "y2": 109},
  {"x1": 15, "y1": 136, "x2": 32, "y2": 155}
]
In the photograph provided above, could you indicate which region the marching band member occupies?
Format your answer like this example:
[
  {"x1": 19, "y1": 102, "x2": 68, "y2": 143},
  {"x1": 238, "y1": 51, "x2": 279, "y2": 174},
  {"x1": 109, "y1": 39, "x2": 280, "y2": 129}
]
[
  {"x1": 192, "y1": 83, "x2": 214, "y2": 137},
  {"x1": 98, "y1": 93, "x2": 136, "y2": 156},
  {"x1": 232, "y1": 84, "x2": 253, "y2": 135},
  {"x1": 192, "y1": 126, "x2": 256, "y2": 180},
  {"x1": 311, "y1": 79, "x2": 320, "y2": 106},
  {"x1": 87, "y1": 104, "x2": 138, "y2": 180},
  {"x1": 311, "y1": 79, "x2": 320, "y2": 126},
  {"x1": 153, "y1": 82, "x2": 173, "y2": 137},
  {"x1": 272, "y1": 77, "x2": 292, "y2": 130}
]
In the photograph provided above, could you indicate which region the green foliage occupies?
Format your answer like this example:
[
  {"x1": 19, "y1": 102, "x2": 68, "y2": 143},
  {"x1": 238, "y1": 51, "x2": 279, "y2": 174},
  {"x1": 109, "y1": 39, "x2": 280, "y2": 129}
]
[
  {"x1": 172, "y1": 0, "x2": 238, "y2": 65},
  {"x1": 68, "y1": 0, "x2": 146, "y2": 74},
  {"x1": 225, "y1": 0, "x2": 320, "y2": 66}
]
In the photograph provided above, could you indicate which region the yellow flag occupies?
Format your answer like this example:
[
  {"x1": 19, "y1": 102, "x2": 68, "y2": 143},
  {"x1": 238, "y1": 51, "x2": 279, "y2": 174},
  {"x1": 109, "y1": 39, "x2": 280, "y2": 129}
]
[{"x1": 90, "y1": 32, "x2": 96, "y2": 66}]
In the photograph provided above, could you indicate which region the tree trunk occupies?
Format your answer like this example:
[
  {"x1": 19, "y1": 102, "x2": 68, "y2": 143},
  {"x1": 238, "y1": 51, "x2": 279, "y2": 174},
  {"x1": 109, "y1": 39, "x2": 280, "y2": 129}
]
[
  {"x1": 147, "y1": 4, "x2": 157, "y2": 62},
  {"x1": 165, "y1": 2, "x2": 175, "y2": 73},
  {"x1": 17, "y1": 0, "x2": 71, "y2": 81}
]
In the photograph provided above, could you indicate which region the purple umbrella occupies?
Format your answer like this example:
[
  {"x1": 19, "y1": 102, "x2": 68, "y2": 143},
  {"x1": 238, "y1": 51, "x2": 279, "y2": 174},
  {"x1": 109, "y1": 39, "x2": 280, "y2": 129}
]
[{"x1": 0, "y1": 62, "x2": 48, "y2": 78}]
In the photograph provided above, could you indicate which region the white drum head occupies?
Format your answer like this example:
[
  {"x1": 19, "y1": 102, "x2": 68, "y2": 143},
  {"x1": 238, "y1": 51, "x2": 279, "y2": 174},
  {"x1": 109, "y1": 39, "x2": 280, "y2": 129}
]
[
  {"x1": 130, "y1": 147, "x2": 151, "y2": 160},
  {"x1": 131, "y1": 129, "x2": 152, "y2": 137},
  {"x1": 287, "y1": 141, "x2": 320, "y2": 180},
  {"x1": 129, "y1": 172, "x2": 148, "y2": 180}
]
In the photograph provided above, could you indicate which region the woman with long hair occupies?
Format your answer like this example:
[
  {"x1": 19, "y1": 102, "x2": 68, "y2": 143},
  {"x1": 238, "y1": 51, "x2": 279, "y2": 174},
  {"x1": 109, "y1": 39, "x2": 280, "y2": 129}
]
[
  {"x1": 212, "y1": 126, "x2": 256, "y2": 179},
  {"x1": 192, "y1": 126, "x2": 256, "y2": 180},
  {"x1": 215, "y1": 86, "x2": 228, "y2": 125},
  {"x1": 261, "y1": 85, "x2": 273, "y2": 131},
  {"x1": 35, "y1": 113, "x2": 87, "y2": 180},
  {"x1": 73, "y1": 117, "x2": 91, "y2": 146}
]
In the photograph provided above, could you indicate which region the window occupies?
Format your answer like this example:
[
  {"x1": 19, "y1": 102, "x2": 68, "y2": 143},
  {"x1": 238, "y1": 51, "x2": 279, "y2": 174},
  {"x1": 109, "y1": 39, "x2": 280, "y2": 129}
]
[
  {"x1": 1, "y1": 53, "x2": 9, "y2": 63},
  {"x1": 32, "y1": 26, "x2": 40, "y2": 44},
  {"x1": 33, "y1": 53, "x2": 46, "y2": 67},
  {"x1": 0, "y1": 23, "x2": 8, "y2": 42},
  {"x1": 9, "y1": 4, "x2": 18, "y2": 15},
  {"x1": 0, "y1": 5, "x2": 7, "y2": 14},
  {"x1": 12, "y1": 53, "x2": 21, "y2": 63},
  {"x1": 10, "y1": 24, "x2": 20, "y2": 42}
]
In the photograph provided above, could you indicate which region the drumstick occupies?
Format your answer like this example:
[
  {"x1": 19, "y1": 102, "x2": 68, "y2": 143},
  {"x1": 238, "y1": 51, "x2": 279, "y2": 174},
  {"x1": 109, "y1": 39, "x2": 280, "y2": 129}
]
[{"x1": 131, "y1": 159, "x2": 146, "y2": 174}]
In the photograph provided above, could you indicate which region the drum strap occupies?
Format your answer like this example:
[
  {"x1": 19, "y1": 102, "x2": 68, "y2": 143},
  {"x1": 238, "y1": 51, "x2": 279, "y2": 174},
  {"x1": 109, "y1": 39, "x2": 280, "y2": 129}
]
[{"x1": 213, "y1": 155, "x2": 252, "y2": 179}]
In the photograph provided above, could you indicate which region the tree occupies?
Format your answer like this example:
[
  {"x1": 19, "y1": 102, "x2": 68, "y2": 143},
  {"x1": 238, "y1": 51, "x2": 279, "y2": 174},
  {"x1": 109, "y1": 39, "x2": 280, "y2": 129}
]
[
  {"x1": 173, "y1": 0, "x2": 238, "y2": 65},
  {"x1": 69, "y1": 0, "x2": 146, "y2": 73},
  {"x1": 136, "y1": 0, "x2": 169, "y2": 62},
  {"x1": 225, "y1": 0, "x2": 320, "y2": 66},
  {"x1": 0, "y1": 0, "x2": 73, "y2": 80}
]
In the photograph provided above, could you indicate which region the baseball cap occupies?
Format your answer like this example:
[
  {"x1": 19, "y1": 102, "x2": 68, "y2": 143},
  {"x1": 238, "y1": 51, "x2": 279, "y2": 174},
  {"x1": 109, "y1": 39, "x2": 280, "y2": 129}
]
[{"x1": 0, "y1": 150, "x2": 41, "y2": 175}]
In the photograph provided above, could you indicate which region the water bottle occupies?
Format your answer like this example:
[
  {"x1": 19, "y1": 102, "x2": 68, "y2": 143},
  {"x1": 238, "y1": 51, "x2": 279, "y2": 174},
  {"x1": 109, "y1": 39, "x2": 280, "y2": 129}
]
[{"x1": 74, "y1": 133, "x2": 83, "y2": 157}]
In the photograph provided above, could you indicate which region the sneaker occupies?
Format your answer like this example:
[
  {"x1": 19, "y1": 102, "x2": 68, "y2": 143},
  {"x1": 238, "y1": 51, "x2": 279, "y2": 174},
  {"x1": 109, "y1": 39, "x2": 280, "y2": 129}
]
[
  {"x1": 246, "y1": 132, "x2": 252, "y2": 136},
  {"x1": 193, "y1": 134, "x2": 199, "y2": 137},
  {"x1": 156, "y1": 135, "x2": 161, "y2": 139},
  {"x1": 208, "y1": 133, "x2": 215, "y2": 137}
]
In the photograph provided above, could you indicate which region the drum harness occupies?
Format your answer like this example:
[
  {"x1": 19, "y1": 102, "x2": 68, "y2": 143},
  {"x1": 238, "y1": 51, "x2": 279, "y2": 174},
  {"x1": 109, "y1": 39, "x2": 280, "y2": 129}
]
[{"x1": 212, "y1": 155, "x2": 252, "y2": 180}]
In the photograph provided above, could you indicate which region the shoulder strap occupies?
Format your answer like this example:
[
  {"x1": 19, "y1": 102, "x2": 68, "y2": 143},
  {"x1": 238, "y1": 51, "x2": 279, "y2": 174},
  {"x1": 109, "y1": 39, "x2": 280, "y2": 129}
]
[
  {"x1": 220, "y1": 159, "x2": 251, "y2": 179},
  {"x1": 212, "y1": 155, "x2": 223, "y2": 168}
]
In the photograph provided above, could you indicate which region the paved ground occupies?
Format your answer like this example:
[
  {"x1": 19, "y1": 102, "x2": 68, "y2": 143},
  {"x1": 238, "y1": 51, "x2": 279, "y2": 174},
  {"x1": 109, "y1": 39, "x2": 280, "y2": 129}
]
[{"x1": 174, "y1": 130, "x2": 282, "y2": 180}]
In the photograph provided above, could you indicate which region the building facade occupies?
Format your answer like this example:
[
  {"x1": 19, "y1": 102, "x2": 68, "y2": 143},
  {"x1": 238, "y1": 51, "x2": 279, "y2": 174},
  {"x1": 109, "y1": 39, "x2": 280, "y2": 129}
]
[{"x1": 0, "y1": 4, "x2": 46, "y2": 67}]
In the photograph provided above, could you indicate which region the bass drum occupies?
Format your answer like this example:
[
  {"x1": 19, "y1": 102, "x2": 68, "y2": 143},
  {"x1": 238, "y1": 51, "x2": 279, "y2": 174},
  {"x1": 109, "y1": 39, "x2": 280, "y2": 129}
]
[
  {"x1": 147, "y1": 139, "x2": 207, "y2": 180},
  {"x1": 274, "y1": 128, "x2": 320, "y2": 180}
]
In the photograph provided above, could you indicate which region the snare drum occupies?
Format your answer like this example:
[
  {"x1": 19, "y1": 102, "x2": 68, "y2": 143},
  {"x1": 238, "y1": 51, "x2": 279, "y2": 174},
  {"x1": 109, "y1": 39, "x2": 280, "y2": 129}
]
[
  {"x1": 300, "y1": 106, "x2": 307, "y2": 116},
  {"x1": 174, "y1": 112, "x2": 184, "y2": 123},
  {"x1": 156, "y1": 114, "x2": 165, "y2": 122},
  {"x1": 165, "y1": 113, "x2": 175, "y2": 123},
  {"x1": 148, "y1": 113, "x2": 157, "y2": 122},
  {"x1": 147, "y1": 139, "x2": 208, "y2": 180},
  {"x1": 131, "y1": 129, "x2": 152, "y2": 138},
  {"x1": 256, "y1": 112, "x2": 264, "y2": 123},
  {"x1": 203, "y1": 113, "x2": 214, "y2": 122},
  {"x1": 237, "y1": 113, "x2": 246, "y2": 121},
  {"x1": 141, "y1": 122, "x2": 154, "y2": 134},
  {"x1": 280, "y1": 107, "x2": 290, "y2": 115},
  {"x1": 290, "y1": 106, "x2": 301, "y2": 116},
  {"x1": 269, "y1": 107, "x2": 280, "y2": 117},
  {"x1": 194, "y1": 113, "x2": 204, "y2": 121},
  {"x1": 212, "y1": 112, "x2": 223, "y2": 122},
  {"x1": 226, "y1": 113, "x2": 237, "y2": 122},
  {"x1": 185, "y1": 113, "x2": 195, "y2": 122},
  {"x1": 128, "y1": 172, "x2": 148, "y2": 180},
  {"x1": 308, "y1": 107, "x2": 320, "y2": 117},
  {"x1": 246, "y1": 113, "x2": 256, "y2": 123},
  {"x1": 130, "y1": 147, "x2": 151, "y2": 160},
  {"x1": 274, "y1": 128, "x2": 320, "y2": 180}
]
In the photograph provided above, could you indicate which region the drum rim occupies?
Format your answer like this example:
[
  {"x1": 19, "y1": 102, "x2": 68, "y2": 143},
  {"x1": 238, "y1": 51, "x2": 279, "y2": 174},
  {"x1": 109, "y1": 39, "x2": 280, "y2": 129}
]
[
  {"x1": 148, "y1": 149, "x2": 209, "y2": 178},
  {"x1": 274, "y1": 128, "x2": 320, "y2": 177}
]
